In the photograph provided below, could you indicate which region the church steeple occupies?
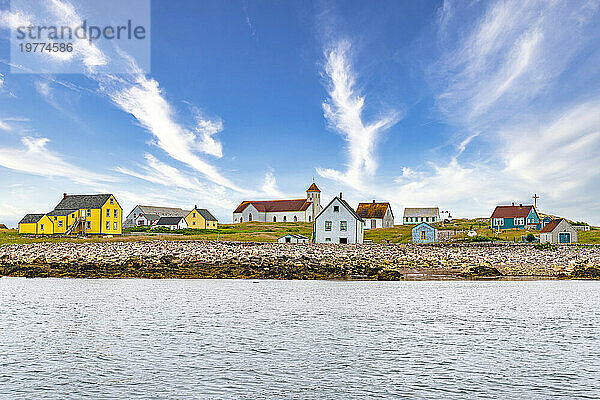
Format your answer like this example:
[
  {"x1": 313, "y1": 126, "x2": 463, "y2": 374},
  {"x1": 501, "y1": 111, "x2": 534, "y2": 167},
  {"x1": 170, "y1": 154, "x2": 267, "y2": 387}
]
[{"x1": 306, "y1": 181, "x2": 322, "y2": 221}]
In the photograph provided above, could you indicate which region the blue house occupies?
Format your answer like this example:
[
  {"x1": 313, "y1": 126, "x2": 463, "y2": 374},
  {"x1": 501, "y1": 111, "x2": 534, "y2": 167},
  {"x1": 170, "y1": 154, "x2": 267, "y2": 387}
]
[
  {"x1": 412, "y1": 222, "x2": 437, "y2": 244},
  {"x1": 540, "y1": 216, "x2": 552, "y2": 229},
  {"x1": 490, "y1": 204, "x2": 541, "y2": 230}
]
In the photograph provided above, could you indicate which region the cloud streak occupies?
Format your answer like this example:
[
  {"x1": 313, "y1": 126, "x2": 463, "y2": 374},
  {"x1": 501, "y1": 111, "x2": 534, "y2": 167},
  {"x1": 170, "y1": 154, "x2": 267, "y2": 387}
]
[
  {"x1": 317, "y1": 40, "x2": 399, "y2": 189},
  {"x1": 0, "y1": 137, "x2": 115, "y2": 184}
]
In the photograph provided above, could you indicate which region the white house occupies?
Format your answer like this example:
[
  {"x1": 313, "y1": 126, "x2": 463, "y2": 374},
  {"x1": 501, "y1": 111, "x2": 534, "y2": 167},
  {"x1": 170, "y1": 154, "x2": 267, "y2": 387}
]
[
  {"x1": 314, "y1": 193, "x2": 364, "y2": 244},
  {"x1": 233, "y1": 182, "x2": 323, "y2": 223},
  {"x1": 403, "y1": 208, "x2": 440, "y2": 225},
  {"x1": 152, "y1": 216, "x2": 188, "y2": 230},
  {"x1": 356, "y1": 201, "x2": 394, "y2": 229},
  {"x1": 277, "y1": 234, "x2": 309, "y2": 243},
  {"x1": 124, "y1": 205, "x2": 190, "y2": 228},
  {"x1": 540, "y1": 219, "x2": 578, "y2": 244}
]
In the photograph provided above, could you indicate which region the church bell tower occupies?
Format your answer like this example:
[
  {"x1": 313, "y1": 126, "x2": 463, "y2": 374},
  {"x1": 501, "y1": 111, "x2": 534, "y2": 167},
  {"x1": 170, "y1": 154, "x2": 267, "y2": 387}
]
[{"x1": 306, "y1": 181, "x2": 322, "y2": 222}]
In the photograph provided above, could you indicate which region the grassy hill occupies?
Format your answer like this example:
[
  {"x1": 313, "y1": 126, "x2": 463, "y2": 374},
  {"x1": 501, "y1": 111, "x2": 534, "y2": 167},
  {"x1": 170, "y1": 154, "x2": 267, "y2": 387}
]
[{"x1": 1, "y1": 219, "x2": 599, "y2": 245}]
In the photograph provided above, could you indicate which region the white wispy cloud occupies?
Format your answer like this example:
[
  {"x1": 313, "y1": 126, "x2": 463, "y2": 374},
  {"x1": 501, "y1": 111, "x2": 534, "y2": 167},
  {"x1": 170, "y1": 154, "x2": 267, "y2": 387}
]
[
  {"x1": 0, "y1": 119, "x2": 10, "y2": 131},
  {"x1": 99, "y1": 63, "x2": 242, "y2": 192},
  {"x1": 317, "y1": 39, "x2": 399, "y2": 189},
  {"x1": 411, "y1": 0, "x2": 600, "y2": 223},
  {"x1": 260, "y1": 170, "x2": 284, "y2": 198},
  {"x1": 0, "y1": 137, "x2": 114, "y2": 184}
]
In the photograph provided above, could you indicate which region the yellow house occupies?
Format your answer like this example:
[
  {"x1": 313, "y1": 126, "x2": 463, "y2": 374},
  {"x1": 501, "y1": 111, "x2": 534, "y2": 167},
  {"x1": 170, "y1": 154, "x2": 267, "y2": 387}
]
[
  {"x1": 185, "y1": 206, "x2": 219, "y2": 229},
  {"x1": 18, "y1": 193, "x2": 123, "y2": 235},
  {"x1": 18, "y1": 214, "x2": 54, "y2": 234}
]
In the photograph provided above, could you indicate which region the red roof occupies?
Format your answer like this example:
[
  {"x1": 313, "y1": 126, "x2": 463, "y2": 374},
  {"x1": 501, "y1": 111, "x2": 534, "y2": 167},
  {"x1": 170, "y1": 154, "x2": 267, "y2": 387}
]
[
  {"x1": 540, "y1": 219, "x2": 563, "y2": 233},
  {"x1": 234, "y1": 199, "x2": 311, "y2": 213},
  {"x1": 491, "y1": 205, "x2": 535, "y2": 219},
  {"x1": 306, "y1": 183, "x2": 321, "y2": 192}
]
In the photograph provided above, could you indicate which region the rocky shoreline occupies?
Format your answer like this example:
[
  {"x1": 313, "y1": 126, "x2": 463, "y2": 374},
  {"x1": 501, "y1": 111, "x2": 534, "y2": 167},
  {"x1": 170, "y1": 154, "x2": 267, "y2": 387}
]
[{"x1": 1, "y1": 241, "x2": 599, "y2": 280}]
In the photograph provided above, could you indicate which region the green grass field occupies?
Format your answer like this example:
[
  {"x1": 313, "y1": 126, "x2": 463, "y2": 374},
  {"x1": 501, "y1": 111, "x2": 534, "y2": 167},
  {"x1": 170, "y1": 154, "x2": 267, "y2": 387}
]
[{"x1": 1, "y1": 221, "x2": 599, "y2": 245}]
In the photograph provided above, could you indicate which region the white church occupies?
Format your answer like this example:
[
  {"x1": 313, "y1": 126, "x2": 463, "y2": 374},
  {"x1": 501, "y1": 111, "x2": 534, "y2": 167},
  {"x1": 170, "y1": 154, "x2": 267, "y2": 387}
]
[{"x1": 233, "y1": 183, "x2": 323, "y2": 223}]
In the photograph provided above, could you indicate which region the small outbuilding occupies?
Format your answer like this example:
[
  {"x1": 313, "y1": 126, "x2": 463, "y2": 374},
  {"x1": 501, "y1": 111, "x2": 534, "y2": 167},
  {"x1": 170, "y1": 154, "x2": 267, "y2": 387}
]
[
  {"x1": 412, "y1": 222, "x2": 437, "y2": 244},
  {"x1": 540, "y1": 219, "x2": 577, "y2": 244},
  {"x1": 277, "y1": 234, "x2": 309, "y2": 243},
  {"x1": 152, "y1": 216, "x2": 188, "y2": 230}
]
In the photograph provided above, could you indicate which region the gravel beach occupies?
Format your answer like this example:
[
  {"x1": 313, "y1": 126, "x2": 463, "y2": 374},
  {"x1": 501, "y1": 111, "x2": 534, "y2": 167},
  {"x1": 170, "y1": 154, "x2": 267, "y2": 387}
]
[{"x1": 1, "y1": 240, "x2": 599, "y2": 279}]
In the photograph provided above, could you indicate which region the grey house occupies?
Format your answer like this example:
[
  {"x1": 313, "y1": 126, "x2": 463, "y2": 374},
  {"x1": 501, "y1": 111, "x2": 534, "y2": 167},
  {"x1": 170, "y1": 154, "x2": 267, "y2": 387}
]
[
  {"x1": 540, "y1": 219, "x2": 578, "y2": 244},
  {"x1": 403, "y1": 208, "x2": 440, "y2": 225},
  {"x1": 314, "y1": 193, "x2": 364, "y2": 244},
  {"x1": 356, "y1": 201, "x2": 394, "y2": 229}
]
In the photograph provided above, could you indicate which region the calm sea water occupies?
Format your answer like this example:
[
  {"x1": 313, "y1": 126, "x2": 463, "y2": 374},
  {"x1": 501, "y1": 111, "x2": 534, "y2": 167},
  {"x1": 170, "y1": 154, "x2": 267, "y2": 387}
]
[{"x1": 0, "y1": 278, "x2": 599, "y2": 399}]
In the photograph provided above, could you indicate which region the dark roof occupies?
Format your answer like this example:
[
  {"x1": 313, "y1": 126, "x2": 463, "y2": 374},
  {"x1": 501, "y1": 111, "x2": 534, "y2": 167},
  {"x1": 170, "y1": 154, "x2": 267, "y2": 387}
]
[
  {"x1": 145, "y1": 214, "x2": 160, "y2": 221},
  {"x1": 540, "y1": 218, "x2": 565, "y2": 233},
  {"x1": 491, "y1": 205, "x2": 535, "y2": 219},
  {"x1": 195, "y1": 208, "x2": 218, "y2": 221},
  {"x1": 356, "y1": 202, "x2": 391, "y2": 219},
  {"x1": 279, "y1": 234, "x2": 309, "y2": 239},
  {"x1": 19, "y1": 214, "x2": 45, "y2": 224},
  {"x1": 47, "y1": 209, "x2": 77, "y2": 216},
  {"x1": 316, "y1": 196, "x2": 363, "y2": 222},
  {"x1": 234, "y1": 199, "x2": 311, "y2": 213},
  {"x1": 307, "y1": 183, "x2": 321, "y2": 192},
  {"x1": 0, "y1": 224, "x2": 8, "y2": 229},
  {"x1": 156, "y1": 216, "x2": 185, "y2": 225},
  {"x1": 404, "y1": 208, "x2": 439, "y2": 218},
  {"x1": 54, "y1": 194, "x2": 113, "y2": 210},
  {"x1": 136, "y1": 205, "x2": 189, "y2": 217}
]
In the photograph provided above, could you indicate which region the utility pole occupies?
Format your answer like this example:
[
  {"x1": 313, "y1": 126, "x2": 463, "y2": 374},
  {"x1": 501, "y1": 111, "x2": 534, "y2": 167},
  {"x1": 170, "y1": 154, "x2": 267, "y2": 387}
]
[{"x1": 532, "y1": 193, "x2": 539, "y2": 208}]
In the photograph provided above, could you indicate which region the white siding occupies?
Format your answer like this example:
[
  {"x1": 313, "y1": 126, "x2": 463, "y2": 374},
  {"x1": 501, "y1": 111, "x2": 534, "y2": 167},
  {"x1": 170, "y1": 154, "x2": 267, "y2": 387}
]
[{"x1": 315, "y1": 198, "x2": 363, "y2": 244}]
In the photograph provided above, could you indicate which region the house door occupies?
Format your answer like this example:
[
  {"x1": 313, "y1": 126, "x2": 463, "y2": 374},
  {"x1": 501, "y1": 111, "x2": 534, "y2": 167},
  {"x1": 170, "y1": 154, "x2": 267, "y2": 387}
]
[
  {"x1": 339, "y1": 238, "x2": 348, "y2": 244},
  {"x1": 371, "y1": 219, "x2": 376, "y2": 229},
  {"x1": 559, "y1": 233, "x2": 570, "y2": 243}
]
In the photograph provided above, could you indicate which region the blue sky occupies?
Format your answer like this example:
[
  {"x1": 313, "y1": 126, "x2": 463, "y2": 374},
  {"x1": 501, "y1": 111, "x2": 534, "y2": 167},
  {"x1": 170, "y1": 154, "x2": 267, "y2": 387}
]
[{"x1": 1, "y1": 0, "x2": 600, "y2": 227}]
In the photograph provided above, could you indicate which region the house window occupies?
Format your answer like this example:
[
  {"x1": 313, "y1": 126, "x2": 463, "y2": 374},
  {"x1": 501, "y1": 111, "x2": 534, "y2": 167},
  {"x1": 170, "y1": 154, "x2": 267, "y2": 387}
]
[
  {"x1": 493, "y1": 218, "x2": 504, "y2": 226},
  {"x1": 339, "y1": 238, "x2": 348, "y2": 244},
  {"x1": 325, "y1": 221, "x2": 332, "y2": 231},
  {"x1": 86, "y1": 221, "x2": 91, "y2": 229},
  {"x1": 283, "y1": 216, "x2": 287, "y2": 222},
  {"x1": 285, "y1": 237, "x2": 291, "y2": 243},
  {"x1": 193, "y1": 213, "x2": 196, "y2": 217},
  {"x1": 421, "y1": 230, "x2": 426, "y2": 240},
  {"x1": 87, "y1": 209, "x2": 91, "y2": 217},
  {"x1": 106, "y1": 221, "x2": 110, "y2": 230},
  {"x1": 515, "y1": 218, "x2": 525, "y2": 225},
  {"x1": 240, "y1": 217, "x2": 243, "y2": 223},
  {"x1": 134, "y1": 213, "x2": 136, "y2": 218},
  {"x1": 40, "y1": 224, "x2": 44, "y2": 230},
  {"x1": 371, "y1": 219, "x2": 376, "y2": 229},
  {"x1": 325, "y1": 238, "x2": 331, "y2": 242},
  {"x1": 333, "y1": 206, "x2": 339, "y2": 212},
  {"x1": 193, "y1": 222, "x2": 195, "y2": 225},
  {"x1": 340, "y1": 221, "x2": 347, "y2": 231},
  {"x1": 273, "y1": 216, "x2": 277, "y2": 222},
  {"x1": 114, "y1": 222, "x2": 118, "y2": 230},
  {"x1": 249, "y1": 213, "x2": 253, "y2": 222},
  {"x1": 114, "y1": 210, "x2": 118, "y2": 218},
  {"x1": 58, "y1": 221, "x2": 63, "y2": 227},
  {"x1": 106, "y1": 209, "x2": 110, "y2": 217},
  {"x1": 308, "y1": 216, "x2": 311, "y2": 222},
  {"x1": 110, "y1": 198, "x2": 114, "y2": 205}
]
